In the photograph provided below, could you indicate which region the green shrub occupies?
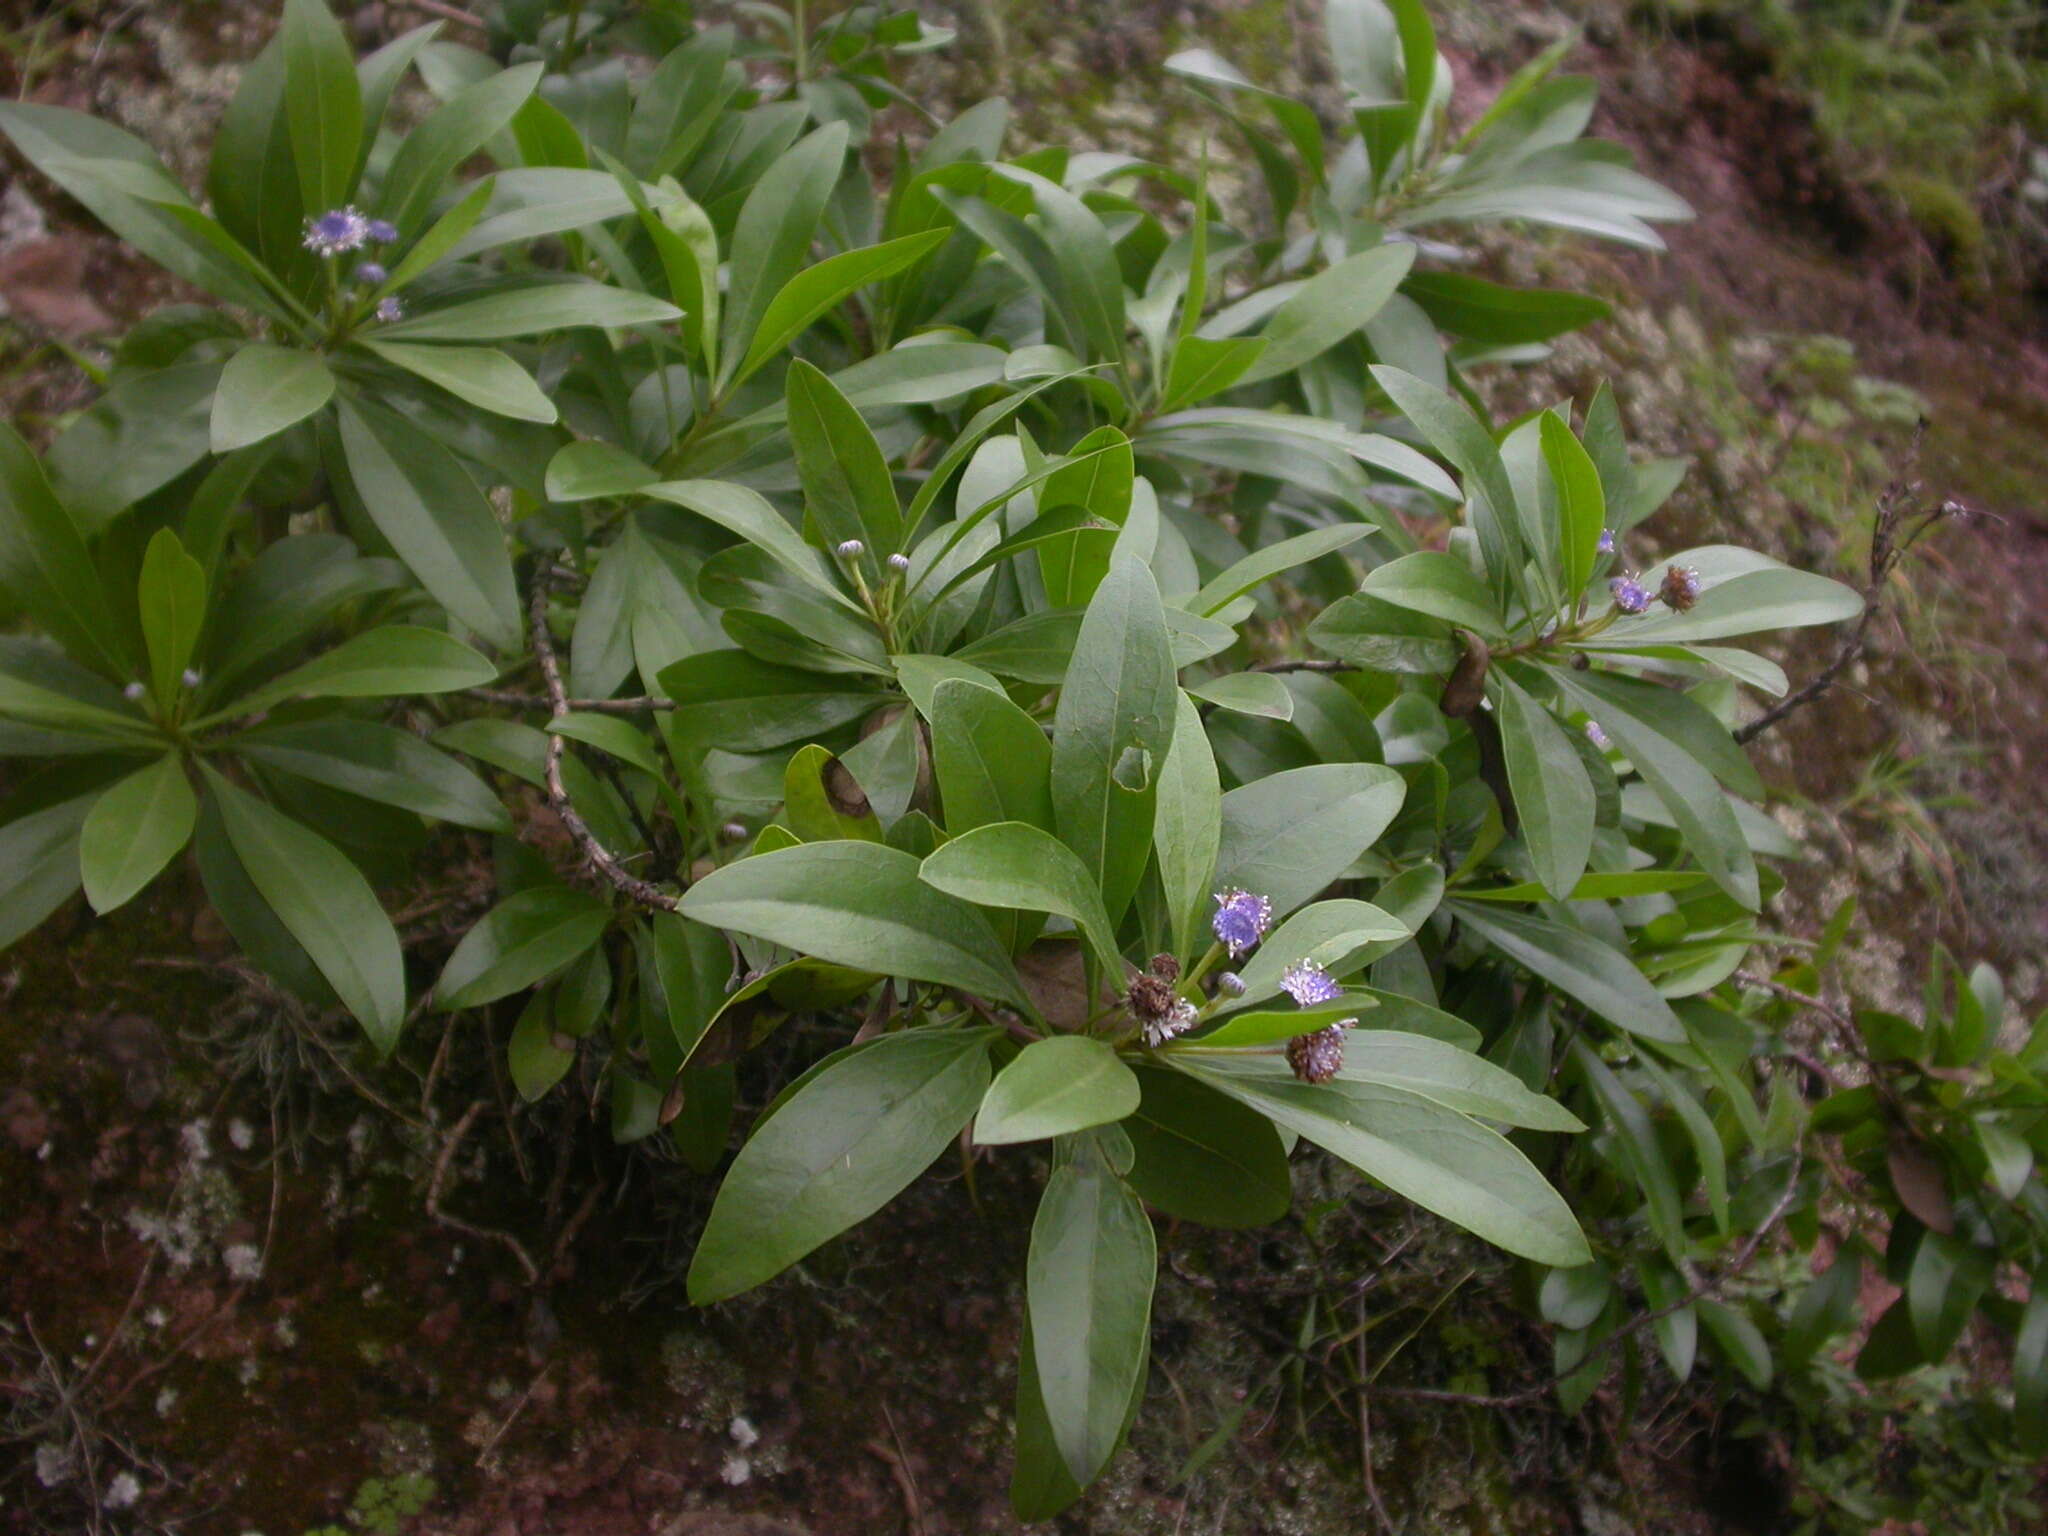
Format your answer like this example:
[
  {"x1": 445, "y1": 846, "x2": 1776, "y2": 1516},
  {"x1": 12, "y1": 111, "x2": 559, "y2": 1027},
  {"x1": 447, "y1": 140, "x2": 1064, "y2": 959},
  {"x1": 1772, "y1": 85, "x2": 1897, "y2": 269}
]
[{"x1": 1, "y1": 0, "x2": 2035, "y2": 1516}]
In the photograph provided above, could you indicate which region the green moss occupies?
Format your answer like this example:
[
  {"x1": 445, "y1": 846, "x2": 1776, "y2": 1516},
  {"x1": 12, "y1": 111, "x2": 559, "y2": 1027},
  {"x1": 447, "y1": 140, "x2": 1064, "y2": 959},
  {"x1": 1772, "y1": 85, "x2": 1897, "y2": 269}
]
[{"x1": 347, "y1": 1473, "x2": 437, "y2": 1536}]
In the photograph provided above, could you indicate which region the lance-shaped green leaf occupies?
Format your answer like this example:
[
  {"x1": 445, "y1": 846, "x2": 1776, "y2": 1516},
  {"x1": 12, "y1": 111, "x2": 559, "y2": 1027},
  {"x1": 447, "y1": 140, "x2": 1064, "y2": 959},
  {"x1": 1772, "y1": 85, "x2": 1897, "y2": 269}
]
[
  {"x1": 80, "y1": 753, "x2": 195, "y2": 914},
  {"x1": 926, "y1": 676, "x2": 1054, "y2": 835},
  {"x1": 1541, "y1": 412, "x2": 1605, "y2": 602},
  {"x1": 680, "y1": 842, "x2": 1031, "y2": 1011},
  {"x1": 1236, "y1": 243, "x2": 1415, "y2": 383},
  {"x1": 1027, "y1": 1162, "x2": 1156, "y2": 1485},
  {"x1": 1551, "y1": 669, "x2": 1758, "y2": 909},
  {"x1": 221, "y1": 626, "x2": 498, "y2": 718},
  {"x1": 1402, "y1": 272, "x2": 1610, "y2": 345},
  {"x1": 334, "y1": 398, "x2": 521, "y2": 651},
  {"x1": 137, "y1": 528, "x2": 206, "y2": 709},
  {"x1": 234, "y1": 720, "x2": 512, "y2": 832},
  {"x1": 1187, "y1": 524, "x2": 1371, "y2": 616},
  {"x1": 375, "y1": 280, "x2": 680, "y2": 341},
  {"x1": 210, "y1": 344, "x2": 335, "y2": 453},
  {"x1": 920, "y1": 821, "x2": 1122, "y2": 976},
  {"x1": 1357, "y1": 550, "x2": 1505, "y2": 636},
  {"x1": 281, "y1": 0, "x2": 362, "y2": 217},
  {"x1": 1258, "y1": 1030, "x2": 1584, "y2": 1130},
  {"x1": 978, "y1": 1036, "x2": 1140, "y2": 1145},
  {"x1": 1585, "y1": 565, "x2": 1863, "y2": 645},
  {"x1": 360, "y1": 340, "x2": 556, "y2": 424},
  {"x1": 376, "y1": 61, "x2": 543, "y2": 238},
  {"x1": 1153, "y1": 692, "x2": 1220, "y2": 963},
  {"x1": 1213, "y1": 763, "x2": 1406, "y2": 919},
  {"x1": 1051, "y1": 549, "x2": 1176, "y2": 926},
  {"x1": 733, "y1": 228, "x2": 949, "y2": 387},
  {"x1": 1493, "y1": 671, "x2": 1594, "y2": 900},
  {"x1": 786, "y1": 359, "x2": 902, "y2": 555},
  {"x1": 435, "y1": 886, "x2": 613, "y2": 1011},
  {"x1": 1182, "y1": 1059, "x2": 1589, "y2": 1266},
  {"x1": 0, "y1": 421, "x2": 131, "y2": 679},
  {"x1": 1452, "y1": 901, "x2": 1684, "y2": 1043},
  {"x1": 0, "y1": 794, "x2": 95, "y2": 950},
  {"x1": 1371, "y1": 364, "x2": 1522, "y2": 592},
  {"x1": 642, "y1": 479, "x2": 856, "y2": 610},
  {"x1": 689, "y1": 1024, "x2": 995, "y2": 1301},
  {"x1": 203, "y1": 767, "x2": 405, "y2": 1052},
  {"x1": 719, "y1": 122, "x2": 850, "y2": 381}
]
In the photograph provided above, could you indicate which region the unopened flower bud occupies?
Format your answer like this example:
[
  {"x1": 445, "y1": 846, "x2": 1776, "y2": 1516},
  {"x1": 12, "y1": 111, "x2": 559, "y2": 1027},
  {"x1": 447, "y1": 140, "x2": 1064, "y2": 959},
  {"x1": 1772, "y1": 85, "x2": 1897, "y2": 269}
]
[
  {"x1": 355, "y1": 262, "x2": 387, "y2": 286},
  {"x1": 376, "y1": 297, "x2": 404, "y2": 323},
  {"x1": 835, "y1": 539, "x2": 865, "y2": 558},
  {"x1": 123, "y1": 681, "x2": 145, "y2": 701},
  {"x1": 886, "y1": 552, "x2": 911, "y2": 572},
  {"x1": 1585, "y1": 721, "x2": 1610, "y2": 750},
  {"x1": 366, "y1": 218, "x2": 399, "y2": 245},
  {"x1": 180, "y1": 668, "x2": 202, "y2": 689},
  {"x1": 1215, "y1": 971, "x2": 1246, "y2": 997},
  {"x1": 1597, "y1": 528, "x2": 1616, "y2": 556}
]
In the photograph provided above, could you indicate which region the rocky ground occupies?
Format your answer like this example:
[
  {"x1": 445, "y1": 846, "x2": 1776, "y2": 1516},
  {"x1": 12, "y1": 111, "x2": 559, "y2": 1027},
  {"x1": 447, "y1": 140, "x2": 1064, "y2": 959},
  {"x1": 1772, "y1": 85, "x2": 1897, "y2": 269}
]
[{"x1": 1, "y1": 2, "x2": 2044, "y2": 1533}]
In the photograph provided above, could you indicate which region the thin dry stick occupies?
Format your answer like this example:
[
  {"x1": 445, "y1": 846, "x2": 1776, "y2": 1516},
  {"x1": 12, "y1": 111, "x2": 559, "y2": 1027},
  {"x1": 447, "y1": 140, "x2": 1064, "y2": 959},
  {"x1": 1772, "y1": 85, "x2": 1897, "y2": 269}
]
[
  {"x1": 474, "y1": 1365, "x2": 552, "y2": 1467},
  {"x1": 426, "y1": 1101, "x2": 540, "y2": 1284},
  {"x1": 1356, "y1": 1293, "x2": 1394, "y2": 1535},
  {"x1": 466, "y1": 686, "x2": 675, "y2": 715},
  {"x1": 528, "y1": 575, "x2": 682, "y2": 912},
  {"x1": 1379, "y1": 1157, "x2": 1807, "y2": 1410},
  {"x1": 868, "y1": 1403, "x2": 927, "y2": 1536},
  {"x1": 401, "y1": 0, "x2": 489, "y2": 29},
  {"x1": 1736, "y1": 451, "x2": 1960, "y2": 745}
]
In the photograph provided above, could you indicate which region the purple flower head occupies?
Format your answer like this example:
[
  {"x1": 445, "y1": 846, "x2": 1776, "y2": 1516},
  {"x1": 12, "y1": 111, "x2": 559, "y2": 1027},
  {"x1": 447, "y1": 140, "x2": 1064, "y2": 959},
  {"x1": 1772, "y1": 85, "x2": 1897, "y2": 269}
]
[
  {"x1": 1597, "y1": 528, "x2": 1616, "y2": 556},
  {"x1": 366, "y1": 218, "x2": 400, "y2": 245},
  {"x1": 1280, "y1": 961, "x2": 1342, "y2": 1007},
  {"x1": 376, "y1": 297, "x2": 404, "y2": 323},
  {"x1": 1609, "y1": 573, "x2": 1652, "y2": 615},
  {"x1": 1585, "y1": 720, "x2": 1611, "y2": 750},
  {"x1": 1287, "y1": 1022, "x2": 1350, "y2": 1084},
  {"x1": 303, "y1": 206, "x2": 370, "y2": 256},
  {"x1": 1659, "y1": 564, "x2": 1702, "y2": 612},
  {"x1": 1211, "y1": 888, "x2": 1272, "y2": 957},
  {"x1": 354, "y1": 262, "x2": 388, "y2": 287}
]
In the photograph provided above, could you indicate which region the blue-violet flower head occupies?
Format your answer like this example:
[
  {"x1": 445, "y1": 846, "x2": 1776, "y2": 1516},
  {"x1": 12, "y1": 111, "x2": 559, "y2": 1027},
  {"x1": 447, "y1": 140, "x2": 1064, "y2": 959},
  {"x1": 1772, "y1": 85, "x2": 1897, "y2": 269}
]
[
  {"x1": 1280, "y1": 961, "x2": 1342, "y2": 1007},
  {"x1": 1609, "y1": 573, "x2": 1652, "y2": 615},
  {"x1": 355, "y1": 262, "x2": 387, "y2": 286},
  {"x1": 376, "y1": 297, "x2": 404, "y2": 323},
  {"x1": 1211, "y1": 888, "x2": 1272, "y2": 957},
  {"x1": 303, "y1": 206, "x2": 370, "y2": 256},
  {"x1": 1597, "y1": 528, "x2": 1616, "y2": 555},
  {"x1": 366, "y1": 218, "x2": 399, "y2": 245}
]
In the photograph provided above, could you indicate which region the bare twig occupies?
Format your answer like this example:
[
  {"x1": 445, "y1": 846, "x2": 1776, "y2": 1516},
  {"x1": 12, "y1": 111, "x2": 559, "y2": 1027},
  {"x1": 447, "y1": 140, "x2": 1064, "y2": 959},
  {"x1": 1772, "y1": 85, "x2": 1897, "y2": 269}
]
[
  {"x1": 400, "y1": 0, "x2": 489, "y2": 29},
  {"x1": 868, "y1": 1404, "x2": 927, "y2": 1536},
  {"x1": 1736, "y1": 441, "x2": 1962, "y2": 745},
  {"x1": 466, "y1": 686, "x2": 675, "y2": 715},
  {"x1": 426, "y1": 1101, "x2": 540, "y2": 1284},
  {"x1": 474, "y1": 1366, "x2": 551, "y2": 1467},
  {"x1": 528, "y1": 575, "x2": 683, "y2": 912},
  {"x1": 1250, "y1": 658, "x2": 1356, "y2": 675}
]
